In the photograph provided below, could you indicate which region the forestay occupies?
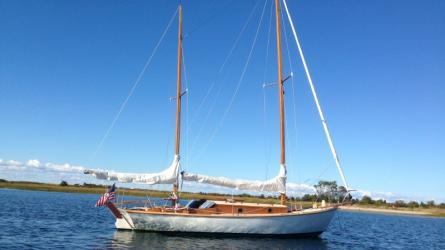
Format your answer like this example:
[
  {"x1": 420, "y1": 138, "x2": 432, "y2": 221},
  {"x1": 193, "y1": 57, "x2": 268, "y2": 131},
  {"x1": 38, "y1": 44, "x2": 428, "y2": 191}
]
[
  {"x1": 182, "y1": 164, "x2": 286, "y2": 193},
  {"x1": 282, "y1": 0, "x2": 349, "y2": 189},
  {"x1": 84, "y1": 155, "x2": 180, "y2": 185}
]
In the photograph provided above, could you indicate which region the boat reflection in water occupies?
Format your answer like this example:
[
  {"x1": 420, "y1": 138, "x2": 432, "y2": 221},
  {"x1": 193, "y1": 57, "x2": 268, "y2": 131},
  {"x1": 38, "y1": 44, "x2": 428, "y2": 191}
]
[{"x1": 110, "y1": 230, "x2": 328, "y2": 249}]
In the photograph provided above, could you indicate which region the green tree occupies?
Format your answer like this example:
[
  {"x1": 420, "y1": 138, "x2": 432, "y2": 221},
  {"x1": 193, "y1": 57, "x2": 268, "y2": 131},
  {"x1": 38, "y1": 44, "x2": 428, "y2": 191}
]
[
  {"x1": 426, "y1": 200, "x2": 435, "y2": 208},
  {"x1": 312, "y1": 180, "x2": 353, "y2": 203},
  {"x1": 394, "y1": 200, "x2": 406, "y2": 208},
  {"x1": 337, "y1": 186, "x2": 350, "y2": 202},
  {"x1": 375, "y1": 199, "x2": 387, "y2": 206},
  {"x1": 314, "y1": 181, "x2": 337, "y2": 202},
  {"x1": 360, "y1": 195, "x2": 374, "y2": 205},
  {"x1": 407, "y1": 201, "x2": 419, "y2": 208},
  {"x1": 59, "y1": 180, "x2": 68, "y2": 186},
  {"x1": 302, "y1": 194, "x2": 317, "y2": 202}
]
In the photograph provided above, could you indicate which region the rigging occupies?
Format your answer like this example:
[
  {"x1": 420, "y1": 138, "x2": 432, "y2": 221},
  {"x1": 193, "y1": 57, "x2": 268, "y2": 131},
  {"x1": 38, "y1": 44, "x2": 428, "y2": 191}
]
[{"x1": 90, "y1": 7, "x2": 179, "y2": 162}]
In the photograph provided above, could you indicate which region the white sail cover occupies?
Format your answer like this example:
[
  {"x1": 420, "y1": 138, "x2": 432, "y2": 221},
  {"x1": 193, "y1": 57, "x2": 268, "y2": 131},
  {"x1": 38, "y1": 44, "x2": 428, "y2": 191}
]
[
  {"x1": 84, "y1": 155, "x2": 180, "y2": 185},
  {"x1": 182, "y1": 164, "x2": 286, "y2": 193}
]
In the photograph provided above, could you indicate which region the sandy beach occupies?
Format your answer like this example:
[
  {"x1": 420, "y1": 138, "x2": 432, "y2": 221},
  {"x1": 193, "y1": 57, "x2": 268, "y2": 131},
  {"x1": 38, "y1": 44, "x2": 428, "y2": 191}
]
[{"x1": 339, "y1": 205, "x2": 432, "y2": 216}]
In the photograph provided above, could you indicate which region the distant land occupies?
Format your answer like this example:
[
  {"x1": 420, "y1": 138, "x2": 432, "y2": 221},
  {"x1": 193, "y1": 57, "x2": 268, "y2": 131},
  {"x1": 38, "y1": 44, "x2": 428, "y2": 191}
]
[{"x1": 1, "y1": 179, "x2": 444, "y2": 218}]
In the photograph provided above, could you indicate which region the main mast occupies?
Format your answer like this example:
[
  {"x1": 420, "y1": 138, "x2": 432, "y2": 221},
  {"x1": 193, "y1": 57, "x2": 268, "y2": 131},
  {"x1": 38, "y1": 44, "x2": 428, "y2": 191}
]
[
  {"x1": 173, "y1": 5, "x2": 183, "y2": 198},
  {"x1": 275, "y1": 0, "x2": 286, "y2": 206}
]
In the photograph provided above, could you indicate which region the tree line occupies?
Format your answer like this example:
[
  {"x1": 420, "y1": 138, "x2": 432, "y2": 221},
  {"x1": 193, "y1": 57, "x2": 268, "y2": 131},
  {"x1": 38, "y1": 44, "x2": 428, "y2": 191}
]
[
  {"x1": 297, "y1": 181, "x2": 445, "y2": 209},
  {"x1": 56, "y1": 179, "x2": 445, "y2": 208},
  {"x1": 358, "y1": 195, "x2": 445, "y2": 209}
]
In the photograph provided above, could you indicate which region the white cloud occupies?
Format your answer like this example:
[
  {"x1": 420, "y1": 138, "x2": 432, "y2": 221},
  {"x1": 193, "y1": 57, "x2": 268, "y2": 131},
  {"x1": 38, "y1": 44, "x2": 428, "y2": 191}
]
[
  {"x1": 0, "y1": 159, "x2": 27, "y2": 171},
  {"x1": 27, "y1": 159, "x2": 40, "y2": 167},
  {"x1": 0, "y1": 158, "x2": 88, "y2": 174},
  {"x1": 351, "y1": 189, "x2": 441, "y2": 203},
  {"x1": 286, "y1": 182, "x2": 316, "y2": 196}
]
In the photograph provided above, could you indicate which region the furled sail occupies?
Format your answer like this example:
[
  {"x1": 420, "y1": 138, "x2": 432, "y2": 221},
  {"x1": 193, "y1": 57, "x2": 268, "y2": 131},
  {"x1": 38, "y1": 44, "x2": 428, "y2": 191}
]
[
  {"x1": 84, "y1": 155, "x2": 180, "y2": 185},
  {"x1": 182, "y1": 164, "x2": 286, "y2": 193}
]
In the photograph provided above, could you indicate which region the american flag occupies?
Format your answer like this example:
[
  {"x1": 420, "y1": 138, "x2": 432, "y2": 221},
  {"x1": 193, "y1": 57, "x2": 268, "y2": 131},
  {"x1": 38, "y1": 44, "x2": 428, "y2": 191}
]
[{"x1": 95, "y1": 183, "x2": 116, "y2": 207}]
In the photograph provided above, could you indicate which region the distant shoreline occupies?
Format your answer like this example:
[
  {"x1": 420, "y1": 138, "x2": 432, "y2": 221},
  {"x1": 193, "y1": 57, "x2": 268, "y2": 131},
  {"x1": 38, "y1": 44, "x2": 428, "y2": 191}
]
[
  {"x1": 338, "y1": 205, "x2": 439, "y2": 217},
  {"x1": 0, "y1": 180, "x2": 282, "y2": 204},
  {"x1": 1, "y1": 180, "x2": 444, "y2": 218}
]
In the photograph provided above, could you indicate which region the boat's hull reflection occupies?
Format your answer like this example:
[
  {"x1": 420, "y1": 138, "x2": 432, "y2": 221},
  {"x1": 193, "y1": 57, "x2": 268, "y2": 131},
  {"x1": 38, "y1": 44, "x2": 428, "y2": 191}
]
[{"x1": 111, "y1": 230, "x2": 328, "y2": 249}]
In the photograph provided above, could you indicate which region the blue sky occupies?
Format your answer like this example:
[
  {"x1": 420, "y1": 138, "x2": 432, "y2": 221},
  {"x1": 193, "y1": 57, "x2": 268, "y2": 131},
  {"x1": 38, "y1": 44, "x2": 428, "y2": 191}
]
[{"x1": 1, "y1": 0, "x2": 444, "y2": 201}]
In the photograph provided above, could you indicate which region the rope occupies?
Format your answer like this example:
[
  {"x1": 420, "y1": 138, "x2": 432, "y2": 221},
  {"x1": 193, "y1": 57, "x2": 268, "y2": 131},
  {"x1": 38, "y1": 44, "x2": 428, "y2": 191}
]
[
  {"x1": 280, "y1": 0, "x2": 299, "y2": 183},
  {"x1": 189, "y1": 80, "x2": 224, "y2": 161},
  {"x1": 187, "y1": 1, "x2": 261, "y2": 164},
  {"x1": 189, "y1": 0, "x2": 261, "y2": 130},
  {"x1": 183, "y1": 0, "x2": 237, "y2": 39},
  {"x1": 262, "y1": 0, "x2": 274, "y2": 180},
  {"x1": 163, "y1": 115, "x2": 173, "y2": 167},
  {"x1": 188, "y1": 0, "x2": 262, "y2": 163},
  {"x1": 90, "y1": 7, "x2": 179, "y2": 161},
  {"x1": 194, "y1": 0, "x2": 269, "y2": 161},
  {"x1": 282, "y1": 0, "x2": 349, "y2": 189},
  {"x1": 182, "y1": 45, "x2": 190, "y2": 172}
]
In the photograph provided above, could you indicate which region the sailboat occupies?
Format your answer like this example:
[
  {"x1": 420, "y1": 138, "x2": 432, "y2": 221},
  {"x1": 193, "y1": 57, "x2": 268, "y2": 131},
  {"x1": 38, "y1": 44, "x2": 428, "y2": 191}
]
[{"x1": 85, "y1": 0, "x2": 350, "y2": 236}]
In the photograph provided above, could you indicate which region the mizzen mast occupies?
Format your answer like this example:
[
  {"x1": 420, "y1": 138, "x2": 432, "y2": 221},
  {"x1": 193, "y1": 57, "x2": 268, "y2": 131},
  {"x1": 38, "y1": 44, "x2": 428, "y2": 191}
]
[
  {"x1": 173, "y1": 5, "x2": 183, "y2": 198},
  {"x1": 275, "y1": 0, "x2": 287, "y2": 206}
]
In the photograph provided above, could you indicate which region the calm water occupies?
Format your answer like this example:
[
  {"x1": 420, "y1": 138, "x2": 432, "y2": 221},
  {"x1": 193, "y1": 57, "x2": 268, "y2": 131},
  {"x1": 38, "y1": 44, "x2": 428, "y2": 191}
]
[{"x1": 0, "y1": 189, "x2": 444, "y2": 249}]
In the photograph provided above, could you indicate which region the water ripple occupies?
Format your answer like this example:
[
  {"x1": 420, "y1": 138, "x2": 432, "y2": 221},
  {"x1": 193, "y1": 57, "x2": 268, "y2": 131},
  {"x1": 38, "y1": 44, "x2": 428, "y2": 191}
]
[{"x1": 0, "y1": 189, "x2": 444, "y2": 249}]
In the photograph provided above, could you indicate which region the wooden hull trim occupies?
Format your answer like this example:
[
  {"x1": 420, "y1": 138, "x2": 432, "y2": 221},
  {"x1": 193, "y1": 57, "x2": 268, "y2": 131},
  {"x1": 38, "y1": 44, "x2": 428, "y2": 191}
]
[{"x1": 124, "y1": 206, "x2": 337, "y2": 218}]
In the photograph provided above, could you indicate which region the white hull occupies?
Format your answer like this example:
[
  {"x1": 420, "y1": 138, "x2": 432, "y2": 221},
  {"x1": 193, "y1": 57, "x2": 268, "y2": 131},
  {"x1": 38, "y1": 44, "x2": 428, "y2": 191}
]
[{"x1": 115, "y1": 207, "x2": 337, "y2": 236}]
